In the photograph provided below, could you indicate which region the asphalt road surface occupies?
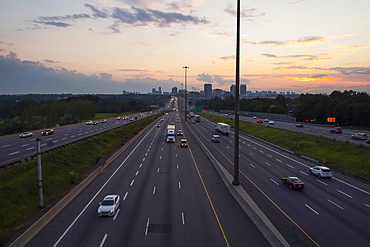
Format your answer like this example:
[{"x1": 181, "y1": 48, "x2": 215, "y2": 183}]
[
  {"x1": 25, "y1": 112, "x2": 269, "y2": 247},
  {"x1": 193, "y1": 115, "x2": 370, "y2": 247}
]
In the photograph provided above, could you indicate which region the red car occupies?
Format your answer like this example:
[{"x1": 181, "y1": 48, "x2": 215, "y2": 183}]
[
  {"x1": 282, "y1": 176, "x2": 305, "y2": 190},
  {"x1": 257, "y1": 119, "x2": 263, "y2": 123}
]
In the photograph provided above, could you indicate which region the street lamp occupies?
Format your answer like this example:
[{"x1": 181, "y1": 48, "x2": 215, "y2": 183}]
[
  {"x1": 183, "y1": 66, "x2": 189, "y2": 122},
  {"x1": 233, "y1": 0, "x2": 241, "y2": 186}
]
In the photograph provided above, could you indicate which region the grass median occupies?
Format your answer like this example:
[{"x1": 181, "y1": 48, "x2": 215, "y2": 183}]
[
  {"x1": 0, "y1": 115, "x2": 157, "y2": 246},
  {"x1": 201, "y1": 113, "x2": 370, "y2": 181}
]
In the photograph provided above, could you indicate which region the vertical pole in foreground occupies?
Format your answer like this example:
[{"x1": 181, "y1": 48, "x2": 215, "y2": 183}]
[
  {"x1": 36, "y1": 138, "x2": 44, "y2": 208},
  {"x1": 233, "y1": 0, "x2": 241, "y2": 186},
  {"x1": 183, "y1": 66, "x2": 189, "y2": 122}
]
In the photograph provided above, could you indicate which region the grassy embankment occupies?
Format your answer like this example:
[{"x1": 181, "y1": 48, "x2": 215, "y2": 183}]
[
  {"x1": 0, "y1": 115, "x2": 158, "y2": 246},
  {"x1": 90, "y1": 112, "x2": 135, "y2": 121},
  {"x1": 201, "y1": 113, "x2": 370, "y2": 181}
]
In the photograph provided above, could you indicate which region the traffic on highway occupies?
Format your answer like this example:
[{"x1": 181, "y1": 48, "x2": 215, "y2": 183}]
[
  {"x1": 190, "y1": 112, "x2": 370, "y2": 246},
  {"x1": 24, "y1": 104, "x2": 270, "y2": 247},
  {"x1": 0, "y1": 113, "x2": 152, "y2": 169},
  {"x1": 6, "y1": 97, "x2": 370, "y2": 247}
]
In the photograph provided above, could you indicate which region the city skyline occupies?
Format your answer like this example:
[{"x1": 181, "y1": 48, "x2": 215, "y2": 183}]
[{"x1": 1, "y1": 0, "x2": 370, "y2": 95}]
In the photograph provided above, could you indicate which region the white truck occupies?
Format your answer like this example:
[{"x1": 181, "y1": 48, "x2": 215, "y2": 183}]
[
  {"x1": 167, "y1": 124, "x2": 176, "y2": 142},
  {"x1": 215, "y1": 122, "x2": 230, "y2": 135}
]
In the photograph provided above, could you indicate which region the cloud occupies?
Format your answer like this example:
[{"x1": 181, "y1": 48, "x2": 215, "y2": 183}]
[
  {"x1": 196, "y1": 73, "x2": 251, "y2": 86},
  {"x1": 99, "y1": 73, "x2": 113, "y2": 80},
  {"x1": 44, "y1": 59, "x2": 60, "y2": 63},
  {"x1": 166, "y1": 1, "x2": 194, "y2": 11},
  {"x1": 31, "y1": 13, "x2": 91, "y2": 27},
  {"x1": 0, "y1": 41, "x2": 14, "y2": 46},
  {"x1": 329, "y1": 67, "x2": 370, "y2": 75},
  {"x1": 219, "y1": 55, "x2": 235, "y2": 61},
  {"x1": 0, "y1": 51, "x2": 124, "y2": 94},
  {"x1": 196, "y1": 73, "x2": 213, "y2": 83},
  {"x1": 0, "y1": 51, "x2": 183, "y2": 94},
  {"x1": 224, "y1": 5, "x2": 265, "y2": 20},
  {"x1": 84, "y1": 4, "x2": 109, "y2": 18},
  {"x1": 244, "y1": 36, "x2": 327, "y2": 46},
  {"x1": 28, "y1": 4, "x2": 209, "y2": 31},
  {"x1": 111, "y1": 6, "x2": 209, "y2": 28},
  {"x1": 311, "y1": 74, "x2": 328, "y2": 78}
]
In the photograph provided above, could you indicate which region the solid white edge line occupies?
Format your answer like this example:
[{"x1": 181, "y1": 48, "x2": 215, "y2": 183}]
[{"x1": 53, "y1": 125, "x2": 153, "y2": 247}]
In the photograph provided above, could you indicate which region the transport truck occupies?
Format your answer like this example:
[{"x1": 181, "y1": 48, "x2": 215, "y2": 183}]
[
  {"x1": 215, "y1": 123, "x2": 230, "y2": 135},
  {"x1": 167, "y1": 124, "x2": 176, "y2": 142},
  {"x1": 195, "y1": 115, "x2": 200, "y2": 122}
]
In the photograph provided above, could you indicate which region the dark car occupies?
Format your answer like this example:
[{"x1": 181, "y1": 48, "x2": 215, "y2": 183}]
[
  {"x1": 296, "y1": 123, "x2": 304, "y2": 128},
  {"x1": 282, "y1": 176, "x2": 305, "y2": 190},
  {"x1": 41, "y1": 129, "x2": 54, "y2": 136},
  {"x1": 330, "y1": 127, "x2": 342, "y2": 134},
  {"x1": 101, "y1": 119, "x2": 107, "y2": 123}
]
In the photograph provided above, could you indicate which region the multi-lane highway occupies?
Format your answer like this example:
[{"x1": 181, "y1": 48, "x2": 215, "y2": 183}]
[
  {"x1": 191, "y1": 115, "x2": 370, "y2": 246},
  {"x1": 24, "y1": 112, "x2": 270, "y2": 247},
  {"x1": 0, "y1": 113, "x2": 152, "y2": 168},
  {"x1": 211, "y1": 111, "x2": 370, "y2": 145},
  {"x1": 7, "y1": 99, "x2": 370, "y2": 246}
]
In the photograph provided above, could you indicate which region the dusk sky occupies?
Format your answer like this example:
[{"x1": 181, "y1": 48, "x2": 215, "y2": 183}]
[{"x1": 1, "y1": 0, "x2": 369, "y2": 95}]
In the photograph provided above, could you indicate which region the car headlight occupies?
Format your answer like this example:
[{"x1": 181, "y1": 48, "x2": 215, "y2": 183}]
[{"x1": 110, "y1": 209, "x2": 114, "y2": 213}]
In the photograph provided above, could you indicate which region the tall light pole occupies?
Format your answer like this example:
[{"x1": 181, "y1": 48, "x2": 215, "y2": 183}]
[
  {"x1": 183, "y1": 66, "x2": 189, "y2": 122},
  {"x1": 233, "y1": 0, "x2": 241, "y2": 186}
]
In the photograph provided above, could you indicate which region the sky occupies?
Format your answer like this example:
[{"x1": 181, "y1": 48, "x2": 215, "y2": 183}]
[{"x1": 1, "y1": 0, "x2": 370, "y2": 95}]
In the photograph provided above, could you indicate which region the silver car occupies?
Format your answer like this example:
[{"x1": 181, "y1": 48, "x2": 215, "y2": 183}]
[
  {"x1": 20, "y1": 132, "x2": 33, "y2": 138},
  {"x1": 97, "y1": 195, "x2": 120, "y2": 217},
  {"x1": 351, "y1": 133, "x2": 368, "y2": 140},
  {"x1": 310, "y1": 166, "x2": 333, "y2": 178}
]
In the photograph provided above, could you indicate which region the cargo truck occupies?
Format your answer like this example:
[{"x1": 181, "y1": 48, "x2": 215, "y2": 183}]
[
  {"x1": 167, "y1": 124, "x2": 176, "y2": 142},
  {"x1": 215, "y1": 123, "x2": 230, "y2": 135}
]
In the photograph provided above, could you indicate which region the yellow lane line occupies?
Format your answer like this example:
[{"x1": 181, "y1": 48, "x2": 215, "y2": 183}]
[
  {"x1": 194, "y1": 125, "x2": 320, "y2": 247},
  {"x1": 187, "y1": 145, "x2": 230, "y2": 247}
]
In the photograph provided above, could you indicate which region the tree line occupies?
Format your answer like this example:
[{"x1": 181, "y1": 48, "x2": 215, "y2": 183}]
[
  {"x1": 0, "y1": 94, "x2": 170, "y2": 135},
  {"x1": 195, "y1": 90, "x2": 370, "y2": 127}
]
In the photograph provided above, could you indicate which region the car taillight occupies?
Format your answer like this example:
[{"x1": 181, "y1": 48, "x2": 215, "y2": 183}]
[{"x1": 321, "y1": 173, "x2": 325, "y2": 175}]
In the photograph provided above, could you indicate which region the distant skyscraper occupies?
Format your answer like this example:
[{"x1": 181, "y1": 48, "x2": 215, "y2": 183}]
[
  {"x1": 240, "y1": 84, "x2": 247, "y2": 95},
  {"x1": 230, "y1": 85, "x2": 236, "y2": 96},
  {"x1": 159, "y1": 87, "x2": 162, "y2": 95},
  {"x1": 171, "y1": 86, "x2": 178, "y2": 95},
  {"x1": 204, "y1": 84, "x2": 212, "y2": 99}
]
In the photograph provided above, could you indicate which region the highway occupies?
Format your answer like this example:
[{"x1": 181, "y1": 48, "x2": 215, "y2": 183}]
[
  {"x1": 212, "y1": 111, "x2": 370, "y2": 145},
  {"x1": 7, "y1": 100, "x2": 370, "y2": 247},
  {"x1": 192, "y1": 115, "x2": 370, "y2": 246},
  {"x1": 25, "y1": 111, "x2": 269, "y2": 247},
  {"x1": 0, "y1": 113, "x2": 152, "y2": 168}
]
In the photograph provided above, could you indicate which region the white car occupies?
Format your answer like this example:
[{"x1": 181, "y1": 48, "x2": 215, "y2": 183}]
[
  {"x1": 97, "y1": 195, "x2": 120, "y2": 217},
  {"x1": 212, "y1": 134, "x2": 220, "y2": 143},
  {"x1": 310, "y1": 166, "x2": 333, "y2": 178},
  {"x1": 268, "y1": 120, "x2": 274, "y2": 125},
  {"x1": 86, "y1": 120, "x2": 93, "y2": 125}
]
